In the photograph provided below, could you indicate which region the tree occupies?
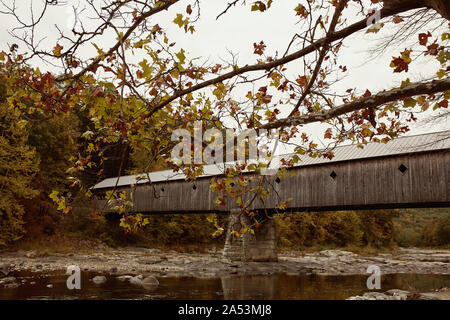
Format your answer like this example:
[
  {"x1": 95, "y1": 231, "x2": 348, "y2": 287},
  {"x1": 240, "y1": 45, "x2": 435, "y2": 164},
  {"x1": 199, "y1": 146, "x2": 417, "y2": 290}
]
[
  {"x1": 0, "y1": 103, "x2": 39, "y2": 245},
  {"x1": 0, "y1": 0, "x2": 448, "y2": 226}
]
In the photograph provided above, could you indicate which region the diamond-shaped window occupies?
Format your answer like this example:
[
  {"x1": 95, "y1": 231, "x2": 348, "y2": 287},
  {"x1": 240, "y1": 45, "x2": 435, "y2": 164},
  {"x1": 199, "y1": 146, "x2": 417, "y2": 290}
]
[{"x1": 398, "y1": 164, "x2": 408, "y2": 173}]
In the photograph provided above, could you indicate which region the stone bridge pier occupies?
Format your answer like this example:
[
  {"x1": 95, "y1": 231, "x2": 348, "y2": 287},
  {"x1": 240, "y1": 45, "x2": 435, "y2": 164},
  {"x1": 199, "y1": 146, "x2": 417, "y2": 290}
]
[{"x1": 222, "y1": 209, "x2": 278, "y2": 262}]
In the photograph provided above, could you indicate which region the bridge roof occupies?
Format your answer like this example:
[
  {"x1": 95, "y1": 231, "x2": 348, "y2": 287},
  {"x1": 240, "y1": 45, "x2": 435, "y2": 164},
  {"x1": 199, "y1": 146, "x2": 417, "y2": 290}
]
[{"x1": 92, "y1": 130, "x2": 450, "y2": 190}]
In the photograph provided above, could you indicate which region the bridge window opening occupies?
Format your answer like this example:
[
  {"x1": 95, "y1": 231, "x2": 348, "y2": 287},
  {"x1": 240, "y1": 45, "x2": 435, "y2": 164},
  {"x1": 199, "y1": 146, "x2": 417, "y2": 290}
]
[
  {"x1": 398, "y1": 164, "x2": 408, "y2": 173},
  {"x1": 275, "y1": 177, "x2": 281, "y2": 184},
  {"x1": 192, "y1": 185, "x2": 197, "y2": 190},
  {"x1": 330, "y1": 171, "x2": 337, "y2": 180}
]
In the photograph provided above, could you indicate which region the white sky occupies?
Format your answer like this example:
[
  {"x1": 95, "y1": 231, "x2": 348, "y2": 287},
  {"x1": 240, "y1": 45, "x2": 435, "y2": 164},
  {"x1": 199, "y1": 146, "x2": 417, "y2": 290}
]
[{"x1": 0, "y1": 0, "x2": 448, "y2": 154}]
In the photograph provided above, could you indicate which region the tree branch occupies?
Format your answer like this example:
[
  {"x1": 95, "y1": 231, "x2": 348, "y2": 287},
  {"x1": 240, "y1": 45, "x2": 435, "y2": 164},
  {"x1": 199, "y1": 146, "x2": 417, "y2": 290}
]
[
  {"x1": 55, "y1": 0, "x2": 178, "y2": 82},
  {"x1": 290, "y1": 0, "x2": 349, "y2": 116},
  {"x1": 259, "y1": 77, "x2": 450, "y2": 130},
  {"x1": 147, "y1": 4, "x2": 421, "y2": 117}
]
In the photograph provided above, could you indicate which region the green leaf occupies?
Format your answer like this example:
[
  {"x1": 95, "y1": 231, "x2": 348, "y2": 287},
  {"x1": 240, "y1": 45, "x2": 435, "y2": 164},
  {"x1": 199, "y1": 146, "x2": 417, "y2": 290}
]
[
  {"x1": 176, "y1": 48, "x2": 186, "y2": 66},
  {"x1": 403, "y1": 98, "x2": 416, "y2": 108}
]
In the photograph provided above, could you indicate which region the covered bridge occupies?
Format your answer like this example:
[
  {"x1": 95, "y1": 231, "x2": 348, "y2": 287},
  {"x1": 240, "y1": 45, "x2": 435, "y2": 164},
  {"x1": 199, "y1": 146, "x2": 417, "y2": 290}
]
[
  {"x1": 92, "y1": 130, "x2": 450, "y2": 213},
  {"x1": 92, "y1": 130, "x2": 450, "y2": 262}
]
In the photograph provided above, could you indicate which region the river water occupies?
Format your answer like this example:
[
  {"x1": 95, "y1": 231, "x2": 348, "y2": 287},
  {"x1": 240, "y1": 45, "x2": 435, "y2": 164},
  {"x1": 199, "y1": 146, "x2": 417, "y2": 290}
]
[{"x1": 1, "y1": 271, "x2": 449, "y2": 300}]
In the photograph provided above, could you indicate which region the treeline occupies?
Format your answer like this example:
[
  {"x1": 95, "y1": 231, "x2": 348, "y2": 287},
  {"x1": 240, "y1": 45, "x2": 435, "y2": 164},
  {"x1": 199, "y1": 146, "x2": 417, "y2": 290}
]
[
  {"x1": 393, "y1": 208, "x2": 450, "y2": 247},
  {"x1": 276, "y1": 210, "x2": 398, "y2": 249},
  {"x1": 60, "y1": 208, "x2": 449, "y2": 250}
]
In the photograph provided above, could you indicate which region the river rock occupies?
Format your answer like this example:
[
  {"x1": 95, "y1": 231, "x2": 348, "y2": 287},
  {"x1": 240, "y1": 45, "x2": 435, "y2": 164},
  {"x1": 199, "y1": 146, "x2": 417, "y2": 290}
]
[
  {"x1": 141, "y1": 276, "x2": 159, "y2": 290},
  {"x1": 318, "y1": 250, "x2": 356, "y2": 258},
  {"x1": 385, "y1": 289, "x2": 409, "y2": 300},
  {"x1": 129, "y1": 275, "x2": 143, "y2": 286},
  {"x1": 0, "y1": 264, "x2": 10, "y2": 277},
  {"x1": 137, "y1": 257, "x2": 162, "y2": 265},
  {"x1": 116, "y1": 275, "x2": 133, "y2": 282},
  {"x1": 4, "y1": 282, "x2": 20, "y2": 289},
  {"x1": 347, "y1": 289, "x2": 443, "y2": 300},
  {"x1": 0, "y1": 276, "x2": 16, "y2": 284},
  {"x1": 26, "y1": 251, "x2": 36, "y2": 259},
  {"x1": 92, "y1": 276, "x2": 107, "y2": 284},
  {"x1": 417, "y1": 293, "x2": 441, "y2": 300}
]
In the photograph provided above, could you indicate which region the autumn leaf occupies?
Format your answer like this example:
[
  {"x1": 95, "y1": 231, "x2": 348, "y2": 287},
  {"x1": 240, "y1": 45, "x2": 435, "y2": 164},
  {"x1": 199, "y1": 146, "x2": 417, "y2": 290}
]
[
  {"x1": 437, "y1": 69, "x2": 446, "y2": 79},
  {"x1": 173, "y1": 14, "x2": 186, "y2": 28},
  {"x1": 362, "y1": 89, "x2": 372, "y2": 98},
  {"x1": 296, "y1": 75, "x2": 307, "y2": 87},
  {"x1": 425, "y1": 42, "x2": 439, "y2": 56},
  {"x1": 253, "y1": 41, "x2": 266, "y2": 55},
  {"x1": 392, "y1": 16, "x2": 404, "y2": 24},
  {"x1": 390, "y1": 49, "x2": 412, "y2": 73},
  {"x1": 418, "y1": 32, "x2": 431, "y2": 46},
  {"x1": 294, "y1": 4, "x2": 308, "y2": 18},
  {"x1": 439, "y1": 99, "x2": 448, "y2": 108},
  {"x1": 176, "y1": 48, "x2": 186, "y2": 66},
  {"x1": 186, "y1": 4, "x2": 192, "y2": 15},
  {"x1": 53, "y1": 44, "x2": 63, "y2": 57}
]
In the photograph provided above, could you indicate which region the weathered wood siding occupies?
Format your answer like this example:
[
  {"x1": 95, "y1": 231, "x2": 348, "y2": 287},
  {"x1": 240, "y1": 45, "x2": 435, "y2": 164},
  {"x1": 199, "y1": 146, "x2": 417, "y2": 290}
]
[{"x1": 96, "y1": 150, "x2": 450, "y2": 214}]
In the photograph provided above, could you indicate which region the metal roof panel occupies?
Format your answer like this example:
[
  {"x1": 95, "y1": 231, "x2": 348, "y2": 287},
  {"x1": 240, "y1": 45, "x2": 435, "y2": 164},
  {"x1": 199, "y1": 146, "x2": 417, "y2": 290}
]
[{"x1": 92, "y1": 130, "x2": 450, "y2": 189}]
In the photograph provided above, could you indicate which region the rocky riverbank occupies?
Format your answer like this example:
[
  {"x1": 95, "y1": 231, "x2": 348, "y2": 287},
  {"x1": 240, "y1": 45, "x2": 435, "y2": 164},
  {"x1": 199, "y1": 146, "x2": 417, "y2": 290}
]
[
  {"x1": 0, "y1": 247, "x2": 449, "y2": 278},
  {"x1": 346, "y1": 288, "x2": 450, "y2": 300}
]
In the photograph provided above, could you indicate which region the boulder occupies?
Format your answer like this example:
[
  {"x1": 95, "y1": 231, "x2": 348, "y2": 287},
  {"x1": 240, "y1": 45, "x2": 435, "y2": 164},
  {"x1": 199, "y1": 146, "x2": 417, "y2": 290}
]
[{"x1": 141, "y1": 276, "x2": 159, "y2": 291}]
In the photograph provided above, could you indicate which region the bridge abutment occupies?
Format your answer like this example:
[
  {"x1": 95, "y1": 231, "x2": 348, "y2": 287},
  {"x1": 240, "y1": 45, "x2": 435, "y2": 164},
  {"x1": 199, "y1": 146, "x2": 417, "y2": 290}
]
[{"x1": 222, "y1": 209, "x2": 278, "y2": 262}]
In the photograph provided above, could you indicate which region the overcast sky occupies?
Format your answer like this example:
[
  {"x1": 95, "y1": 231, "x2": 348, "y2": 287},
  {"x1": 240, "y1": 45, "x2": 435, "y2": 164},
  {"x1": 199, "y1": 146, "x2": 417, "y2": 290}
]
[{"x1": 0, "y1": 0, "x2": 448, "y2": 154}]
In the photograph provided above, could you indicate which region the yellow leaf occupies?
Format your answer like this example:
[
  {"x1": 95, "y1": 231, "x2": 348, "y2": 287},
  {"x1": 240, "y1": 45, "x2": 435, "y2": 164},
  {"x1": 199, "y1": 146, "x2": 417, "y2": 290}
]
[
  {"x1": 173, "y1": 14, "x2": 185, "y2": 28},
  {"x1": 437, "y1": 69, "x2": 446, "y2": 79},
  {"x1": 53, "y1": 44, "x2": 63, "y2": 57}
]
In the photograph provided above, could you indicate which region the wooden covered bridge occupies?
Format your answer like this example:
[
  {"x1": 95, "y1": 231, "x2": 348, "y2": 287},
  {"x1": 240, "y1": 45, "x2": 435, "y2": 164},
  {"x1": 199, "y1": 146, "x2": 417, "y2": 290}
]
[{"x1": 92, "y1": 130, "x2": 450, "y2": 261}]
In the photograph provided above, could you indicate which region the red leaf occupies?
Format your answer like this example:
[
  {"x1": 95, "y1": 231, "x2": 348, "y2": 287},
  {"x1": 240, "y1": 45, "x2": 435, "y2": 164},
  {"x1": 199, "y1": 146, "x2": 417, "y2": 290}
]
[
  {"x1": 418, "y1": 32, "x2": 431, "y2": 46},
  {"x1": 362, "y1": 89, "x2": 372, "y2": 97},
  {"x1": 425, "y1": 42, "x2": 439, "y2": 56},
  {"x1": 253, "y1": 41, "x2": 266, "y2": 56}
]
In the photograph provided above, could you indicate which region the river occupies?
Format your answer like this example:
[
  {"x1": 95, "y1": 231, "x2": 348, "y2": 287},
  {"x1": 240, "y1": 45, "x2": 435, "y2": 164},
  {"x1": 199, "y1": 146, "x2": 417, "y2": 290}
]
[{"x1": 1, "y1": 271, "x2": 449, "y2": 300}]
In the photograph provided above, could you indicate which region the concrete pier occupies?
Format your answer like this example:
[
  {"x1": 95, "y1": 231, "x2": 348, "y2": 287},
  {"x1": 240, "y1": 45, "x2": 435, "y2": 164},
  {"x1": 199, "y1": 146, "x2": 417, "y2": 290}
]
[{"x1": 222, "y1": 209, "x2": 278, "y2": 262}]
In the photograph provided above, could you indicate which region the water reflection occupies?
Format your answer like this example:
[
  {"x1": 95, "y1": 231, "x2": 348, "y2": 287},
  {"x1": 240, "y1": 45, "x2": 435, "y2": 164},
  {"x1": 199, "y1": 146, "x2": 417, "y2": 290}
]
[{"x1": 0, "y1": 271, "x2": 449, "y2": 300}]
